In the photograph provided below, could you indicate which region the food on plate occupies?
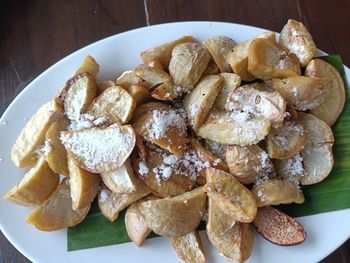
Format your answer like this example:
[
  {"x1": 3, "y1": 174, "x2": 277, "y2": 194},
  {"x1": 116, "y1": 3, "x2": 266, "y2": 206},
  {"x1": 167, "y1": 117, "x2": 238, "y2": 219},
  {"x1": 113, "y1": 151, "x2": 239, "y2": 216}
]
[
  {"x1": 305, "y1": 58, "x2": 346, "y2": 125},
  {"x1": 213, "y1": 73, "x2": 241, "y2": 110},
  {"x1": 140, "y1": 187, "x2": 206, "y2": 237},
  {"x1": 116, "y1": 70, "x2": 150, "y2": 89},
  {"x1": 131, "y1": 101, "x2": 172, "y2": 123},
  {"x1": 75, "y1": 55, "x2": 100, "y2": 78},
  {"x1": 203, "y1": 60, "x2": 220, "y2": 76},
  {"x1": 273, "y1": 154, "x2": 305, "y2": 186},
  {"x1": 97, "y1": 80, "x2": 115, "y2": 95},
  {"x1": 144, "y1": 58, "x2": 164, "y2": 70},
  {"x1": 25, "y1": 179, "x2": 90, "y2": 231},
  {"x1": 253, "y1": 206, "x2": 306, "y2": 246},
  {"x1": 127, "y1": 84, "x2": 150, "y2": 106},
  {"x1": 171, "y1": 231, "x2": 206, "y2": 263},
  {"x1": 4, "y1": 156, "x2": 59, "y2": 206}
]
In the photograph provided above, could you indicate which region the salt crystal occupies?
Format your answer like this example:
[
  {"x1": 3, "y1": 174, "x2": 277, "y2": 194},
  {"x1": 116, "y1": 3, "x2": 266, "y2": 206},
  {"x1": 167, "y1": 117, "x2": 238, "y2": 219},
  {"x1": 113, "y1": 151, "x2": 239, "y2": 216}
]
[
  {"x1": 138, "y1": 161, "x2": 149, "y2": 176},
  {"x1": 35, "y1": 139, "x2": 52, "y2": 156},
  {"x1": 99, "y1": 189, "x2": 109, "y2": 202}
]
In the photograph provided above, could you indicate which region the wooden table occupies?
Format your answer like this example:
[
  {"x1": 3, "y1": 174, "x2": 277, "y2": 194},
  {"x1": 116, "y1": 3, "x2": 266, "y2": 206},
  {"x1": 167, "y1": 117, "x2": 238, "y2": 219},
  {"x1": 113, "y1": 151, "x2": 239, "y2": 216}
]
[{"x1": 0, "y1": 0, "x2": 349, "y2": 262}]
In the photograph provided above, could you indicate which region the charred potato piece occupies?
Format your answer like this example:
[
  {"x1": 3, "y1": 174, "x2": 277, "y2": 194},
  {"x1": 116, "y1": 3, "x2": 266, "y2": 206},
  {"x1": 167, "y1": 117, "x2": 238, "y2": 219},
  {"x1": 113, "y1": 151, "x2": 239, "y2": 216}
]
[
  {"x1": 139, "y1": 187, "x2": 206, "y2": 237},
  {"x1": 171, "y1": 231, "x2": 206, "y2": 263},
  {"x1": 75, "y1": 55, "x2": 100, "y2": 78},
  {"x1": 25, "y1": 179, "x2": 90, "y2": 231},
  {"x1": 100, "y1": 159, "x2": 139, "y2": 194},
  {"x1": 4, "y1": 156, "x2": 59, "y2": 206},
  {"x1": 279, "y1": 19, "x2": 317, "y2": 67},
  {"x1": 97, "y1": 80, "x2": 116, "y2": 95},
  {"x1": 169, "y1": 43, "x2": 211, "y2": 92},
  {"x1": 226, "y1": 31, "x2": 276, "y2": 81},
  {"x1": 67, "y1": 153, "x2": 100, "y2": 210},
  {"x1": 183, "y1": 75, "x2": 223, "y2": 131},
  {"x1": 226, "y1": 145, "x2": 274, "y2": 185},
  {"x1": 271, "y1": 76, "x2": 331, "y2": 111},
  {"x1": 116, "y1": 70, "x2": 152, "y2": 90},
  {"x1": 266, "y1": 121, "x2": 307, "y2": 159},
  {"x1": 207, "y1": 197, "x2": 254, "y2": 263},
  {"x1": 273, "y1": 154, "x2": 304, "y2": 186},
  {"x1": 45, "y1": 117, "x2": 69, "y2": 176},
  {"x1": 86, "y1": 85, "x2": 136, "y2": 124},
  {"x1": 140, "y1": 36, "x2": 195, "y2": 68},
  {"x1": 247, "y1": 38, "x2": 300, "y2": 80},
  {"x1": 61, "y1": 124, "x2": 136, "y2": 173},
  {"x1": 131, "y1": 102, "x2": 172, "y2": 123},
  {"x1": 213, "y1": 73, "x2": 241, "y2": 110},
  {"x1": 251, "y1": 178, "x2": 305, "y2": 207},
  {"x1": 198, "y1": 111, "x2": 271, "y2": 145},
  {"x1": 305, "y1": 59, "x2": 346, "y2": 125},
  {"x1": 253, "y1": 206, "x2": 306, "y2": 246},
  {"x1": 127, "y1": 85, "x2": 150, "y2": 106},
  {"x1": 203, "y1": 36, "x2": 236, "y2": 72},
  {"x1": 11, "y1": 100, "x2": 62, "y2": 167},
  {"x1": 205, "y1": 168, "x2": 257, "y2": 223}
]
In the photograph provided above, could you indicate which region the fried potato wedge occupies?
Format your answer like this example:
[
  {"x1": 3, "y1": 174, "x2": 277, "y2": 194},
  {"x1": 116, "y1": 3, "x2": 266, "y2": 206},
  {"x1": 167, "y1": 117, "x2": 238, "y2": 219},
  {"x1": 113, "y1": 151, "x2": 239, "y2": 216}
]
[
  {"x1": 207, "y1": 197, "x2": 254, "y2": 263},
  {"x1": 100, "y1": 159, "x2": 139, "y2": 194},
  {"x1": 25, "y1": 179, "x2": 90, "y2": 231},
  {"x1": 134, "y1": 65, "x2": 172, "y2": 90},
  {"x1": 75, "y1": 55, "x2": 100, "y2": 78},
  {"x1": 198, "y1": 111, "x2": 271, "y2": 145},
  {"x1": 98, "y1": 182, "x2": 151, "y2": 222},
  {"x1": 45, "y1": 117, "x2": 69, "y2": 176},
  {"x1": 203, "y1": 36, "x2": 236, "y2": 72},
  {"x1": 253, "y1": 206, "x2": 306, "y2": 246},
  {"x1": 213, "y1": 73, "x2": 241, "y2": 110},
  {"x1": 226, "y1": 145, "x2": 274, "y2": 185},
  {"x1": 169, "y1": 43, "x2": 211, "y2": 92},
  {"x1": 247, "y1": 38, "x2": 300, "y2": 80},
  {"x1": 266, "y1": 121, "x2": 307, "y2": 159},
  {"x1": 59, "y1": 72, "x2": 97, "y2": 120},
  {"x1": 132, "y1": 147, "x2": 197, "y2": 197},
  {"x1": 86, "y1": 85, "x2": 136, "y2": 124},
  {"x1": 204, "y1": 140, "x2": 227, "y2": 161},
  {"x1": 271, "y1": 76, "x2": 331, "y2": 111},
  {"x1": 61, "y1": 124, "x2": 136, "y2": 173},
  {"x1": 4, "y1": 156, "x2": 59, "y2": 206},
  {"x1": 97, "y1": 80, "x2": 116, "y2": 95},
  {"x1": 116, "y1": 70, "x2": 152, "y2": 90},
  {"x1": 202, "y1": 60, "x2": 220, "y2": 76},
  {"x1": 305, "y1": 59, "x2": 346, "y2": 125},
  {"x1": 183, "y1": 75, "x2": 223, "y2": 131},
  {"x1": 139, "y1": 187, "x2": 206, "y2": 237},
  {"x1": 133, "y1": 107, "x2": 188, "y2": 157},
  {"x1": 67, "y1": 153, "x2": 100, "y2": 210},
  {"x1": 205, "y1": 168, "x2": 257, "y2": 223},
  {"x1": 144, "y1": 58, "x2": 164, "y2": 71},
  {"x1": 273, "y1": 154, "x2": 304, "y2": 186},
  {"x1": 251, "y1": 178, "x2": 304, "y2": 207},
  {"x1": 140, "y1": 36, "x2": 195, "y2": 68},
  {"x1": 131, "y1": 102, "x2": 172, "y2": 123},
  {"x1": 171, "y1": 231, "x2": 206, "y2": 263},
  {"x1": 11, "y1": 100, "x2": 62, "y2": 167},
  {"x1": 226, "y1": 31, "x2": 276, "y2": 81},
  {"x1": 127, "y1": 85, "x2": 150, "y2": 106},
  {"x1": 279, "y1": 19, "x2": 317, "y2": 67}
]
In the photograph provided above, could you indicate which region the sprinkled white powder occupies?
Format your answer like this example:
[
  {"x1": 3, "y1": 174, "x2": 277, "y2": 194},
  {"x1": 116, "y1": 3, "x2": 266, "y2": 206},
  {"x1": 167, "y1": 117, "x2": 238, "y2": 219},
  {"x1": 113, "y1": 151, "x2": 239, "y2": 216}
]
[
  {"x1": 257, "y1": 190, "x2": 266, "y2": 201},
  {"x1": 35, "y1": 139, "x2": 52, "y2": 156},
  {"x1": 255, "y1": 175, "x2": 270, "y2": 186},
  {"x1": 283, "y1": 154, "x2": 304, "y2": 187},
  {"x1": 163, "y1": 154, "x2": 179, "y2": 165},
  {"x1": 99, "y1": 189, "x2": 109, "y2": 203},
  {"x1": 68, "y1": 114, "x2": 108, "y2": 131},
  {"x1": 273, "y1": 122, "x2": 304, "y2": 147},
  {"x1": 138, "y1": 161, "x2": 149, "y2": 176}
]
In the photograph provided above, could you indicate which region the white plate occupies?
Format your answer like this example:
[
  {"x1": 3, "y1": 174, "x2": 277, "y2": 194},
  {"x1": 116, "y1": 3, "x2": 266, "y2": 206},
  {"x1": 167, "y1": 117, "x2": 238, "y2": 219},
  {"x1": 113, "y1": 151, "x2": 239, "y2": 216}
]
[{"x1": 0, "y1": 21, "x2": 349, "y2": 263}]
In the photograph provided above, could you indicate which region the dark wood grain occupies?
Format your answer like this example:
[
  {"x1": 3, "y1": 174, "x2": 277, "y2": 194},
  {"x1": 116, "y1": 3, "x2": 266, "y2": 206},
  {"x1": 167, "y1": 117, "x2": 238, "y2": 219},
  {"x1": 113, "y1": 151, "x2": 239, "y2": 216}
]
[{"x1": 1, "y1": 0, "x2": 350, "y2": 262}]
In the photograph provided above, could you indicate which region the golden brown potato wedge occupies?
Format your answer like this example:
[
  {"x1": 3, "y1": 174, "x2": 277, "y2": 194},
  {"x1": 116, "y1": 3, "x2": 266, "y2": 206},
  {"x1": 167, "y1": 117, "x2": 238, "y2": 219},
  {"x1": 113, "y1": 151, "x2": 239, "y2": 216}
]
[
  {"x1": 127, "y1": 85, "x2": 150, "y2": 106},
  {"x1": 139, "y1": 187, "x2": 206, "y2": 237},
  {"x1": 86, "y1": 85, "x2": 136, "y2": 124},
  {"x1": 266, "y1": 121, "x2": 307, "y2": 159},
  {"x1": 144, "y1": 58, "x2": 164, "y2": 71},
  {"x1": 203, "y1": 36, "x2": 236, "y2": 72},
  {"x1": 11, "y1": 100, "x2": 63, "y2": 167},
  {"x1": 45, "y1": 117, "x2": 69, "y2": 176},
  {"x1": 100, "y1": 159, "x2": 139, "y2": 194},
  {"x1": 67, "y1": 153, "x2": 100, "y2": 210},
  {"x1": 75, "y1": 55, "x2": 100, "y2": 78},
  {"x1": 131, "y1": 102, "x2": 172, "y2": 123},
  {"x1": 247, "y1": 38, "x2": 300, "y2": 80},
  {"x1": 226, "y1": 145, "x2": 274, "y2": 185},
  {"x1": 134, "y1": 65, "x2": 172, "y2": 90},
  {"x1": 25, "y1": 179, "x2": 90, "y2": 231},
  {"x1": 207, "y1": 196, "x2": 254, "y2": 263},
  {"x1": 171, "y1": 231, "x2": 206, "y2": 263},
  {"x1": 202, "y1": 60, "x2": 220, "y2": 76},
  {"x1": 253, "y1": 206, "x2": 306, "y2": 246},
  {"x1": 133, "y1": 107, "x2": 188, "y2": 157},
  {"x1": 61, "y1": 123, "x2": 136, "y2": 173},
  {"x1": 116, "y1": 70, "x2": 152, "y2": 90},
  {"x1": 198, "y1": 111, "x2": 271, "y2": 145},
  {"x1": 169, "y1": 43, "x2": 211, "y2": 92},
  {"x1": 4, "y1": 156, "x2": 59, "y2": 206},
  {"x1": 305, "y1": 59, "x2": 346, "y2": 125},
  {"x1": 213, "y1": 73, "x2": 241, "y2": 110},
  {"x1": 98, "y1": 181, "x2": 151, "y2": 222},
  {"x1": 226, "y1": 31, "x2": 276, "y2": 81},
  {"x1": 251, "y1": 178, "x2": 304, "y2": 207},
  {"x1": 273, "y1": 154, "x2": 304, "y2": 186},
  {"x1": 271, "y1": 76, "x2": 331, "y2": 111},
  {"x1": 279, "y1": 19, "x2": 317, "y2": 67},
  {"x1": 140, "y1": 36, "x2": 195, "y2": 68},
  {"x1": 183, "y1": 75, "x2": 223, "y2": 131},
  {"x1": 97, "y1": 80, "x2": 116, "y2": 95},
  {"x1": 205, "y1": 168, "x2": 257, "y2": 223}
]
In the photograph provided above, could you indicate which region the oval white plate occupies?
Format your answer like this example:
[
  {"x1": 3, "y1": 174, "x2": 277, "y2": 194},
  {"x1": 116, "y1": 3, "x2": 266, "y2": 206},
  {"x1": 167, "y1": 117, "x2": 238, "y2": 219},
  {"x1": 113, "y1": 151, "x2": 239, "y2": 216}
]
[{"x1": 0, "y1": 21, "x2": 349, "y2": 263}]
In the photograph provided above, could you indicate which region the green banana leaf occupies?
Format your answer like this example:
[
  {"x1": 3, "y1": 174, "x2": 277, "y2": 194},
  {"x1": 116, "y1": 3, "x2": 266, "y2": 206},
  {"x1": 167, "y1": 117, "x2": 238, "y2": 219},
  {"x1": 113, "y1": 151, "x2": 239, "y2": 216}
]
[{"x1": 68, "y1": 55, "x2": 349, "y2": 251}]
